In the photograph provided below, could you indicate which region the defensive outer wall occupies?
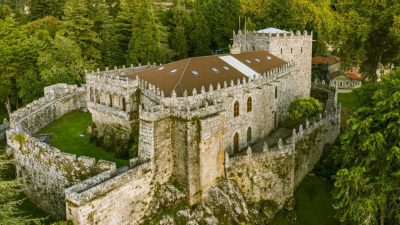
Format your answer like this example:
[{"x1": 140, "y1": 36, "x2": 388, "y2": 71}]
[
  {"x1": 6, "y1": 84, "x2": 116, "y2": 219},
  {"x1": 6, "y1": 81, "x2": 340, "y2": 223}
]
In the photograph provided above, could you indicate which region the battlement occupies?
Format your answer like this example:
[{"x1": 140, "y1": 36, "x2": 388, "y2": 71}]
[
  {"x1": 139, "y1": 60, "x2": 295, "y2": 106},
  {"x1": 9, "y1": 84, "x2": 85, "y2": 132},
  {"x1": 234, "y1": 29, "x2": 313, "y2": 38}
]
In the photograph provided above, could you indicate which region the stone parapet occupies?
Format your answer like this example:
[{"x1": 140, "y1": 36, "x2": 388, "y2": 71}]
[
  {"x1": 9, "y1": 83, "x2": 86, "y2": 133},
  {"x1": 7, "y1": 129, "x2": 116, "y2": 219}
]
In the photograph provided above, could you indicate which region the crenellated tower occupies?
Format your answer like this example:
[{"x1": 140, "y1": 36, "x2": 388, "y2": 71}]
[{"x1": 232, "y1": 28, "x2": 313, "y2": 99}]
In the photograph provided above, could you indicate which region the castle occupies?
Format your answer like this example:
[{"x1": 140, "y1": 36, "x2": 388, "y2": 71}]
[{"x1": 6, "y1": 28, "x2": 340, "y2": 224}]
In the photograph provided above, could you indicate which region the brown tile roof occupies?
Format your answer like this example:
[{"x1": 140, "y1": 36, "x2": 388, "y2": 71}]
[
  {"x1": 312, "y1": 55, "x2": 340, "y2": 65},
  {"x1": 344, "y1": 71, "x2": 362, "y2": 80},
  {"x1": 124, "y1": 51, "x2": 287, "y2": 97}
]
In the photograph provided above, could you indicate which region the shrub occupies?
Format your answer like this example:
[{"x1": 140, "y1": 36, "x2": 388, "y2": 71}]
[{"x1": 288, "y1": 97, "x2": 322, "y2": 120}]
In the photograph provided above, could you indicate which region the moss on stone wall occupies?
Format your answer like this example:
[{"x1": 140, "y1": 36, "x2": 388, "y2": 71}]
[{"x1": 88, "y1": 123, "x2": 137, "y2": 159}]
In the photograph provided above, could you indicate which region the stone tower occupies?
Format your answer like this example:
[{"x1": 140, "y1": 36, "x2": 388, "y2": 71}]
[{"x1": 232, "y1": 28, "x2": 313, "y2": 99}]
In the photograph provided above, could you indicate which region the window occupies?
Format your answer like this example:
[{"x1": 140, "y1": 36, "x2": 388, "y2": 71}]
[
  {"x1": 301, "y1": 47, "x2": 303, "y2": 53},
  {"x1": 211, "y1": 68, "x2": 219, "y2": 73},
  {"x1": 281, "y1": 48, "x2": 283, "y2": 54},
  {"x1": 291, "y1": 48, "x2": 293, "y2": 54},
  {"x1": 121, "y1": 97, "x2": 126, "y2": 111},
  {"x1": 247, "y1": 97, "x2": 252, "y2": 112},
  {"x1": 247, "y1": 127, "x2": 252, "y2": 143},
  {"x1": 192, "y1": 70, "x2": 199, "y2": 77},
  {"x1": 275, "y1": 86, "x2": 278, "y2": 99},
  {"x1": 109, "y1": 94, "x2": 113, "y2": 107},
  {"x1": 267, "y1": 56, "x2": 272, "y2": 60},
  {"x1": 170, "y1": 69, "x2": 177, "y2": 73},
  {"x1": 223, "y1": 66, "x2": 230, "y2": 71},
  {"x1": 233, "y1": 133, "x2": 239, "y2": 153},
  {"x1": 246, "y1": 60, "x2": 251, "y2": 64},
  {"x1": 234, "y1": 101, "x2": 239, "y2": 117}
]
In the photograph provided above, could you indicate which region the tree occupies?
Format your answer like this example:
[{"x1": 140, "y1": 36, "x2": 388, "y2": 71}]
[
  {"x1": 190, "y1": 10, "x2": 211, "y2": 56},
  {"x1": 288, "y1": 97, "x2": 323, "y2": 120},
  {"x1": 28, "y1": 0, "x2": 65, "y2": 20},
  {"x1": 114, "y1": 0, "x2": 140, "y2": 65},
  {"x1": 87, "y1": 0, "x2": 121, "y2": 67},
  {"x1": 38, "y1": 34, "x2": 91, "y2": 85},
  {"x1": 335, "y1": 0, "x2": 400, "y2": 81},
  {"x1": 334, "y1": 68, "x2": 400, "y2": 225},
  {"x1": 262, "y1": 0, "x2": 338, "y2": 55},
  {"x1": 62, "y1": 0, "x2": 102, "y2": 65},
  {"x1": 168, "y1": 1, "x2": 189, "y2": 59},
  {"x1": 127, "y1": 0, "x2": 162, "y2": 65},
  {"x1": 0, "y1": 16, "x2": 43, "y2": 114},
  {"x1": 206, "y1": 0, "x2": 240, "y2": 50}
]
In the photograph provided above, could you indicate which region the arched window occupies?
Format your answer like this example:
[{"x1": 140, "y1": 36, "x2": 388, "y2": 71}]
[
  {"x1": 247, "y1": 127, "x2": 252, "y2": 143},
  {"x1": 234, "y1": 101, "x2": 239, "y2": 117},
  {"x1": 275, "y1": 86, "x2": 278, "y2": 99},
  {"x1": 108, "y1": 94, "x2": 113, "y2": 107},
  {"x1": 121, "y1": 97, "x2": 126, "y2": 112},
  {"x1": 233, "y1": 133, "x2": 239, "y2": 153},
  {"x1": 247, "y1": 97, "x2": 252, "y2": 112}
]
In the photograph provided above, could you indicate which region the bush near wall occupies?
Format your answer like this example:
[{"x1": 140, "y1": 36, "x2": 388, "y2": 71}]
[{"x1": 288, "y1": 97, "x2": 323, "y2": 121}]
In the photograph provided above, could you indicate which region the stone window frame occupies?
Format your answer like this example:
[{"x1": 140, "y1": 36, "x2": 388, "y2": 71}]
[
  {"x1": 247, "y1": 97, "x2": 252, "y2": 112},
  {"x1": 234, "y1": 101, "x2": 240, "y2": 117}
]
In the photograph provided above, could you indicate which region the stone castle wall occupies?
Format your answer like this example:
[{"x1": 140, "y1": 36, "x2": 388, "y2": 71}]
[
  {"x1": 227, "y1": 106, "x2": 340, "y2": 209},
  {"x1": 65, "y1": 162, "x2": 154, "y2": 225},
  {"x1": 6, "y1": 84, "x2": 116, "y2": 219}
]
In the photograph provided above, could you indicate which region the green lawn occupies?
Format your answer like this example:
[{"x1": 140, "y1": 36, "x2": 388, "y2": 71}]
[
  {"x1": 271, "y1": 176, "x2": 337, "y2": 225},
  {"x1": 338, "y1": 92, "x2": 359, "y2": 112},
  {"x1": 39, "y1": 111, "x2": 128, "y2": 167}
]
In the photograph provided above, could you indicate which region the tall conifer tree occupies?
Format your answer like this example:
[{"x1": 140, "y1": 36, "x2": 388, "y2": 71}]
[{"x1": 127, "y1": 0, "x2": 162, "y2": 65}]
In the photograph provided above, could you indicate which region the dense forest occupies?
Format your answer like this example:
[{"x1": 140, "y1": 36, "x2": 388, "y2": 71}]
[{"x1": 0, "y1": 0, "x2": 400, "y2": 224}]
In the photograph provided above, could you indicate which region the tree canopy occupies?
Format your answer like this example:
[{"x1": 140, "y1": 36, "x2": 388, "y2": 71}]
[{"x1": 334, "y1": 68, "x2": 400, "y2": 225}]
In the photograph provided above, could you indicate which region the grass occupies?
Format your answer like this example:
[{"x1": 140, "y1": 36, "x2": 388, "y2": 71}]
[
  {"x1": 338, "y1": 92, "x2": 359, "y2": 112},
  {"x1": 270, "y1": 176, "x2": 337, "y2": 225},
  {"x1": 39, "y1": 111, "x2": 128, "y2": 167}
]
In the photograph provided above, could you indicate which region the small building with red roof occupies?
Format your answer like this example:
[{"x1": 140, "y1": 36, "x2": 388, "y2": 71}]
[{"x1": 331, "y1": 71, "x2": 362, "y2": 90}]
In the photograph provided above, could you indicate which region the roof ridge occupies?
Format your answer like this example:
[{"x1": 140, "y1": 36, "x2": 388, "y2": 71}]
[{"x1": 172, "y1": 58, "x2": 191, "y2": 95}]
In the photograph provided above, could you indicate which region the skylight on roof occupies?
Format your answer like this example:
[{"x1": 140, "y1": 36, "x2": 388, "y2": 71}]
[
  {"x1": 246, "y1": 60, "x2": 251, "y2": 63},
  {"x1": 158, "y1": 67, "x2": 165, "y2": 70},
  {"x1": 212, "y1": 68, "x2": 219, "y2": 73},
  {"x1": 266, "y1": 56, "x2": 272, "y2": 60},
  {"x1": 223, "y1": 66, "x2": 230, "y2": 70},
  {"x1": 170, "y1": 69, "x2": 177, "y2": 73},
  {"x1": 255, "y1": 58, "x2": 261, "y2": 62},
  {"x1": 192, "y1": 70, "x2": 199, "y2": 76}
]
